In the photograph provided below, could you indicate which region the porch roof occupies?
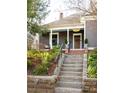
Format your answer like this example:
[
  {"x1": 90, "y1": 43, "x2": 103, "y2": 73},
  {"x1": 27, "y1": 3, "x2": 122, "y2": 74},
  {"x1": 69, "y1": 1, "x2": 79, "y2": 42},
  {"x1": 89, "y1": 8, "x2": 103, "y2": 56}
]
[{"x1": 45, "y1": 13, "x2": 84, "y2": 29}]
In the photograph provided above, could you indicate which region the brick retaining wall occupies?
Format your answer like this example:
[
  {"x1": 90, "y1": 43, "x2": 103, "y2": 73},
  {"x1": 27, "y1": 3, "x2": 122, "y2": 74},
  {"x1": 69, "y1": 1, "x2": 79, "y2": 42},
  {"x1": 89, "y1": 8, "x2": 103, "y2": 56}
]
[
  {"x1": 27, "y1": 75, "x2": 57, "y2": 93},
  {"x1": 83, "y1": 78, "x2": 97, "y2": 93}
]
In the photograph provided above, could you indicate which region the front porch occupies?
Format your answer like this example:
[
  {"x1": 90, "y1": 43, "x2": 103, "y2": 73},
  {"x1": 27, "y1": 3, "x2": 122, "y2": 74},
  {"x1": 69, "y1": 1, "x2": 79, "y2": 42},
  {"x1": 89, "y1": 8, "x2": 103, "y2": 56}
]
[{"x1": 49, "y1": 27, "x2": 86, "y2": 50}]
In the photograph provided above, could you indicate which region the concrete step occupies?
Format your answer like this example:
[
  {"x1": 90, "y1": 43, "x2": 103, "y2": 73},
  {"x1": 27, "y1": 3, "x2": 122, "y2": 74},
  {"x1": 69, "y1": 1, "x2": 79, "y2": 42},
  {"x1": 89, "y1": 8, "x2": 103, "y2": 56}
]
[
  {"x1": 59, "y1": 76, "x2": 82, "y2": 82},
  {"x1": 55, "y1": 87, "x2": 82, "y2": 93},
  {"x1": 63, "y1": 61, "x2": 83, "y2": 64},
  {"x1": 61, "y1": 67, "x2": 82, "y2": 72},
  {"x1": 62, "y1": 64, "x2": 83, "y2": 67},
  {"x1": 65, "y1": 55, "x2": 82, "y2": 58},
  {"x1": 64, "y1": 59, "x2": 83, "y2": 62},
  {"x1": 60, "y1": 71, "x2": 82, "y2": 76},
  {"x1": 57, "y1": 81, "x2": 82, "y2": 89}
]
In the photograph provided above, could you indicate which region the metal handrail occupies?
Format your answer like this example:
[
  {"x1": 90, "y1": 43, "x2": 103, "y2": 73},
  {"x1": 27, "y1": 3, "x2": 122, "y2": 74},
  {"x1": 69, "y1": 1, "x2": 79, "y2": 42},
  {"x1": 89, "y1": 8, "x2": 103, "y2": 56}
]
[{"x1": 53, "y1": 43, "x2": 64, "y2": 76}]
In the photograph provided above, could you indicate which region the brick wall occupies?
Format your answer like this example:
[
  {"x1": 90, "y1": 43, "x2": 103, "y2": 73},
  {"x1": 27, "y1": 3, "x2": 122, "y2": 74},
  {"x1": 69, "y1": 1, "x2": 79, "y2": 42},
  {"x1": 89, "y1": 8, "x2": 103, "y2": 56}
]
[
  {"x1": 83, "y1": 78, "x2": 97, "y2": 93},
  {"x1": 27, "y1": 75, "x2": 57, "y2": 93}
]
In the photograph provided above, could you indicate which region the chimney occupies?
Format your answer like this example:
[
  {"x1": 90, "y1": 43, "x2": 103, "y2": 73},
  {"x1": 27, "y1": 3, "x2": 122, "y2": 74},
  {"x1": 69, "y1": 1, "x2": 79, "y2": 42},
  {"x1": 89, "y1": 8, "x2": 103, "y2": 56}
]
[{"x1": 59, "y1": 12, "x2": 63, "y2": 19}]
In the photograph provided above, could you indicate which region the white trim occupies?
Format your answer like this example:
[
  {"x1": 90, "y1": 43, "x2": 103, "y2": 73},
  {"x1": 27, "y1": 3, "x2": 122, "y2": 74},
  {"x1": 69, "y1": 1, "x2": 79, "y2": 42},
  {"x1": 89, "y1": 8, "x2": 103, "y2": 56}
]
[
  {"x1": 49, "y1": 29, "x2": 52, "y2": 49},
  {"x1": 88, "y1": 47, "x2": 96, "y2": 50},
  {"x1": 84, "y1": 20, "x2": 86, "y2": 46},
  {"x1": 50, "y1": 26, "x2": 84, "y2": 30},
  {"x1": 67, "y1": 29, "x2": 69, "y2": 45},
  {"x1": 73, "y1": 33, "x2": 82, "y2": 49},
  {"x1": 52, "y1": 32, "x2": 59, "y2": 46},
  {"x1": 84, "y1": 16, "x2": 97, "y2": 20}
]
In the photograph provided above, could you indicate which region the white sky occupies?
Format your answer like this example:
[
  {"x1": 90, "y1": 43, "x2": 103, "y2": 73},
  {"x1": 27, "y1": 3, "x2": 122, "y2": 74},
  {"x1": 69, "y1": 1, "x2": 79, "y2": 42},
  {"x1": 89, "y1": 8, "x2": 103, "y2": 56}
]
[
  {"x1": 44, "y1": 0, "x2": 77, "y2": 23},
  {"x1": 44, "y1": 0, "x2": 90, "y2": 24}
]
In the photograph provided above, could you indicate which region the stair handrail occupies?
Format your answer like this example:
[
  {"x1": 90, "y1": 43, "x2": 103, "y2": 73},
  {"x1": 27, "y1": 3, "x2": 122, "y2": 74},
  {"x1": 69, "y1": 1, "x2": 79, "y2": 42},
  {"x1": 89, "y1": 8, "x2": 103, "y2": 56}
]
[{"x1": 53, "y1": 43, "x2": 65, "y2": 76}]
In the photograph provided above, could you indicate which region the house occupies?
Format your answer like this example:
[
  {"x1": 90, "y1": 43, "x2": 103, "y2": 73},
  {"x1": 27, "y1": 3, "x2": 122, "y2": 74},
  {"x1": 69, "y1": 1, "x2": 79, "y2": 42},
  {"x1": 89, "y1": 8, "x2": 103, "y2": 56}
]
[{"x1": 39, "y1": 12, "x2": 97, "y2": 50}]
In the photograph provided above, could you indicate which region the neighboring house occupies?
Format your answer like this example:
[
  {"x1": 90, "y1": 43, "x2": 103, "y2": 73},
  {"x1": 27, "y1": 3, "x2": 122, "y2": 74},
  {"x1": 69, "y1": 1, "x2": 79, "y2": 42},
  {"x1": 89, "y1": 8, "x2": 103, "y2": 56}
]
[
  {"x1": 27, "y1": 32, "x2": 39, "y2": 50},
  {"x1": 39, "y1": 12, "x2": 97, "y2": 50}
]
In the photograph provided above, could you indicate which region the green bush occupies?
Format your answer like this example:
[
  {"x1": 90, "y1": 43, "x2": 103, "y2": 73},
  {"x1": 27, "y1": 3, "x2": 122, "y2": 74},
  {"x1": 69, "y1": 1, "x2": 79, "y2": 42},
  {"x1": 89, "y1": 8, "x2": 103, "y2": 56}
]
[
  {"x1": 27, "y1": 60, "x2": 32, "y2": 69},
  {"x1": 27, "y1": 47, "x2": 60, "y2": 75},
  {"x1": 32, "y1": 64, "x2": 47, "y2": 75},
  {"x1": 87, "y1": 48, "x2": 97, "y2": 78},
  {"x1": 85, "y1": 38, "x2": 88, "y2": 44},
  {"x1": 32, "y1": 60, "x2": 50, "y2": 75}
]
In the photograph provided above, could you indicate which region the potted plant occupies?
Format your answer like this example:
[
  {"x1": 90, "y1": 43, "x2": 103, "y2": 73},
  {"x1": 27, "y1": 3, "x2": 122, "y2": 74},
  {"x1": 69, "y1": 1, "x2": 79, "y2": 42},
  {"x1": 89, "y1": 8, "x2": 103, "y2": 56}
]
[
  {"x1": 64, "y1": 38, "x2": 68, "y2": 53},
  {"x1": 84, "y1": 38, "x2": 88, "y2": 49},
  {"x1": 64, "y1": 38, "x2": 67, "y2": 48}
]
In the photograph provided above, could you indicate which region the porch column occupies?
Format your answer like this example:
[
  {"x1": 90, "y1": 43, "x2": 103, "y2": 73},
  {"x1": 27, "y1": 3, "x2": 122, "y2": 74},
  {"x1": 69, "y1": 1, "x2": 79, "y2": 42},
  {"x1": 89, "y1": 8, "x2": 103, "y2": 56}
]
[
  {"x1": 84, "y1": 20, "x2": 86, "y2": 42},
  {"x1": 50, "y1": 29, "x2": 52, "y2": 49},
  {"x1": 80, "y1": 16, "x2": 86, "y2": 47},
  {"x1": 67, "y1": 29, "x2": 69, "y2": 48}
]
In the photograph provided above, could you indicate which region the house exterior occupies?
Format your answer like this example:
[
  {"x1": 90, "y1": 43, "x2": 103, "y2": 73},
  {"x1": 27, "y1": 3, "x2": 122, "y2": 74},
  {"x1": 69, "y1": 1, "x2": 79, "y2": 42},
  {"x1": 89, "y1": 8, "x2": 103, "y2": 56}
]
[{"x1": 39, "y1": 13, "x2": 97, "y2": 50}]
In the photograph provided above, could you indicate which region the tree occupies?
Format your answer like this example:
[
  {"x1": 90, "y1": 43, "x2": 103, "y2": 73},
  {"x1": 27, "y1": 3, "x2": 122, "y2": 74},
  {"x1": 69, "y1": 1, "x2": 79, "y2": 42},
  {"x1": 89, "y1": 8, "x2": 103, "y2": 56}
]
[
  {"x1": 64, "y1": 0, "x2": 97, "y2": 16},
  {"x1": 27, "y1": 0, "x2": 50, "y2": 35},
  {"x1": 27, "y1": 0, "x2": 50, "y2": 49}
]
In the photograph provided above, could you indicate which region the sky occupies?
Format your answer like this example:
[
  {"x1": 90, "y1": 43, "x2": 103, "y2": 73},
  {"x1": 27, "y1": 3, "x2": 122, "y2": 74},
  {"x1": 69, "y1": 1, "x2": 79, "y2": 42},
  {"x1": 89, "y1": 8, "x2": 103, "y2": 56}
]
[{"x1": 44, "y1": 0, "x2": 77, "y2": 23}]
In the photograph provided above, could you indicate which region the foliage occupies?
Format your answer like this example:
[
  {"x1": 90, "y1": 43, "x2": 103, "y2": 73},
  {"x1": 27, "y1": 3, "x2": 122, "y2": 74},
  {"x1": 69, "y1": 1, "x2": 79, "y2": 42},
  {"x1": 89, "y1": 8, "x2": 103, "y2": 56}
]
[
  {"x1": 27, "y1": 60, "x2": 33, "y2": 68},
  {"x1": 87, "y1": 48, "x2": 97, "y2": 78},
  {"x1": 27, "y1": 47, "x2": 60, "y2": 75},
  {"x1": 32, "y1": 63, "x2": 49, "y2": 75},
  {"x1": 85, "y1": 38, "x2": 88, "y2": 44},
  {"x1": 27, "y1": 49, "x2": 41, "y2": 57},
  {"x1": 51, "y1": 46, "x2": 60, "y2": 53},
  {"x1": 27, "y1": 0, "x2": 50, "y2": 35},
  {"x1": 64, "y1": 38, "x2": 68, "y2": 44}
]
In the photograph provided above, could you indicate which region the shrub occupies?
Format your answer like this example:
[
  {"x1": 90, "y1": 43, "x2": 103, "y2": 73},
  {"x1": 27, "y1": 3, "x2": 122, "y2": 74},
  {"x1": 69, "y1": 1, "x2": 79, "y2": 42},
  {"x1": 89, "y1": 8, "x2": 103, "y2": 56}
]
[
  {"x1": 32, "y1": 64, "x2": 47, "y2": 75},
  {"x1": 27, "y1": 46, "x2": 60, "y2": 75},
  {"x1": 32, "y1": 60, "x2": 50, "y2": 75},
  {"x1": 27, "y1": 60, "x2": 32, "y2": 69},
  {"x1": 87, "y1": 48, "x2": 97, "y2": 78},
  {"x1": 85, "y1": 38, "x2": 88, "y2": 44}
]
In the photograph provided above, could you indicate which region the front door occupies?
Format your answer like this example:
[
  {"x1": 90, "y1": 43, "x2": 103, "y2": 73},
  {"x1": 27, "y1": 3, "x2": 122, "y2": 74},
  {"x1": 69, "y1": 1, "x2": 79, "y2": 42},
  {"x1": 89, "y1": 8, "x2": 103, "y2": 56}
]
[
  {"x1": 73, "y1": 33, "x2": 82, "y2": 49},
  {"x1": 74, "y1": 36, "x2": 80, "y2": 48}
]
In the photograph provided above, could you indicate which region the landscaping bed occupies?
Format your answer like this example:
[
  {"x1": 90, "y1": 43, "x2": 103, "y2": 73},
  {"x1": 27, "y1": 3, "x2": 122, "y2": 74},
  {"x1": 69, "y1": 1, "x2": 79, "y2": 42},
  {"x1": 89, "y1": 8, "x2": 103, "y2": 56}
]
[
  {"x1": 27, "y1": 46, "x2": 60, "y2": 75},
  {"x1": 87, "y1": 49, "x2": 97, "y2": 78},
  {"x1": 83, "y1": 48, "x2": 97, "y2": 93}
]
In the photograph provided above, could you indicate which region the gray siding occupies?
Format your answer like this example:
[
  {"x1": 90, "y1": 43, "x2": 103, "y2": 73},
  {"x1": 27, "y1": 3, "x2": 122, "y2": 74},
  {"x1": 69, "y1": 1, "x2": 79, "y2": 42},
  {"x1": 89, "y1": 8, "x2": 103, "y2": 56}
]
[{"x1": 86, "y1": 20, "x2": 97, "y2": 47}]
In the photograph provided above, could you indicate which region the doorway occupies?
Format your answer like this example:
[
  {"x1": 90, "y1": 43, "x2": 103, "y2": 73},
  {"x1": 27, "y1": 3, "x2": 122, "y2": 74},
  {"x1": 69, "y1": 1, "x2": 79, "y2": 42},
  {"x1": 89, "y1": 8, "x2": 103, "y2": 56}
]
[{"x1": 73, "y1": 33, "x2": 82, "y2": 49}]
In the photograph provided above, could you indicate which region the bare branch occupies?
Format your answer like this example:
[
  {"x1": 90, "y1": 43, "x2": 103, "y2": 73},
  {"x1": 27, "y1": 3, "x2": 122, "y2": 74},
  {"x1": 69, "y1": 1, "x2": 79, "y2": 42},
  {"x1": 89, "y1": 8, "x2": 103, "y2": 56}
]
[{"x1": 65, "y1": 0, "x2": 97, "y2": 16}]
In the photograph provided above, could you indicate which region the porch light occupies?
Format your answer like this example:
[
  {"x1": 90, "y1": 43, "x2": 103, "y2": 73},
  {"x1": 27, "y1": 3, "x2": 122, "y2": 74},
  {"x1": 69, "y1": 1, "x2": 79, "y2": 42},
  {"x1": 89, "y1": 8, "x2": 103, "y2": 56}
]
[{"x1": 73, "y1": 28, "x2": 80, "y2": 32}]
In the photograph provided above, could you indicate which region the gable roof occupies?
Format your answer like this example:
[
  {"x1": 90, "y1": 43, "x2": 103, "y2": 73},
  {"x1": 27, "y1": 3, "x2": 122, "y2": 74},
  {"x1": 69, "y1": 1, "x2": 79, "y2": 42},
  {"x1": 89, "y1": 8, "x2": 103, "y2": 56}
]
[{"x1": 46, "y1": 13, "x2": 84, "y2": 29}]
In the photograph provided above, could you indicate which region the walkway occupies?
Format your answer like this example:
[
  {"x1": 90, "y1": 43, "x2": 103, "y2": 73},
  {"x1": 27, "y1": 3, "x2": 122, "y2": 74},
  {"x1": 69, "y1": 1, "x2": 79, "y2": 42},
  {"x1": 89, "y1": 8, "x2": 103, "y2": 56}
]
[{"x1": 55, "y1": 54, "x2": 83, "y2": 93}]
